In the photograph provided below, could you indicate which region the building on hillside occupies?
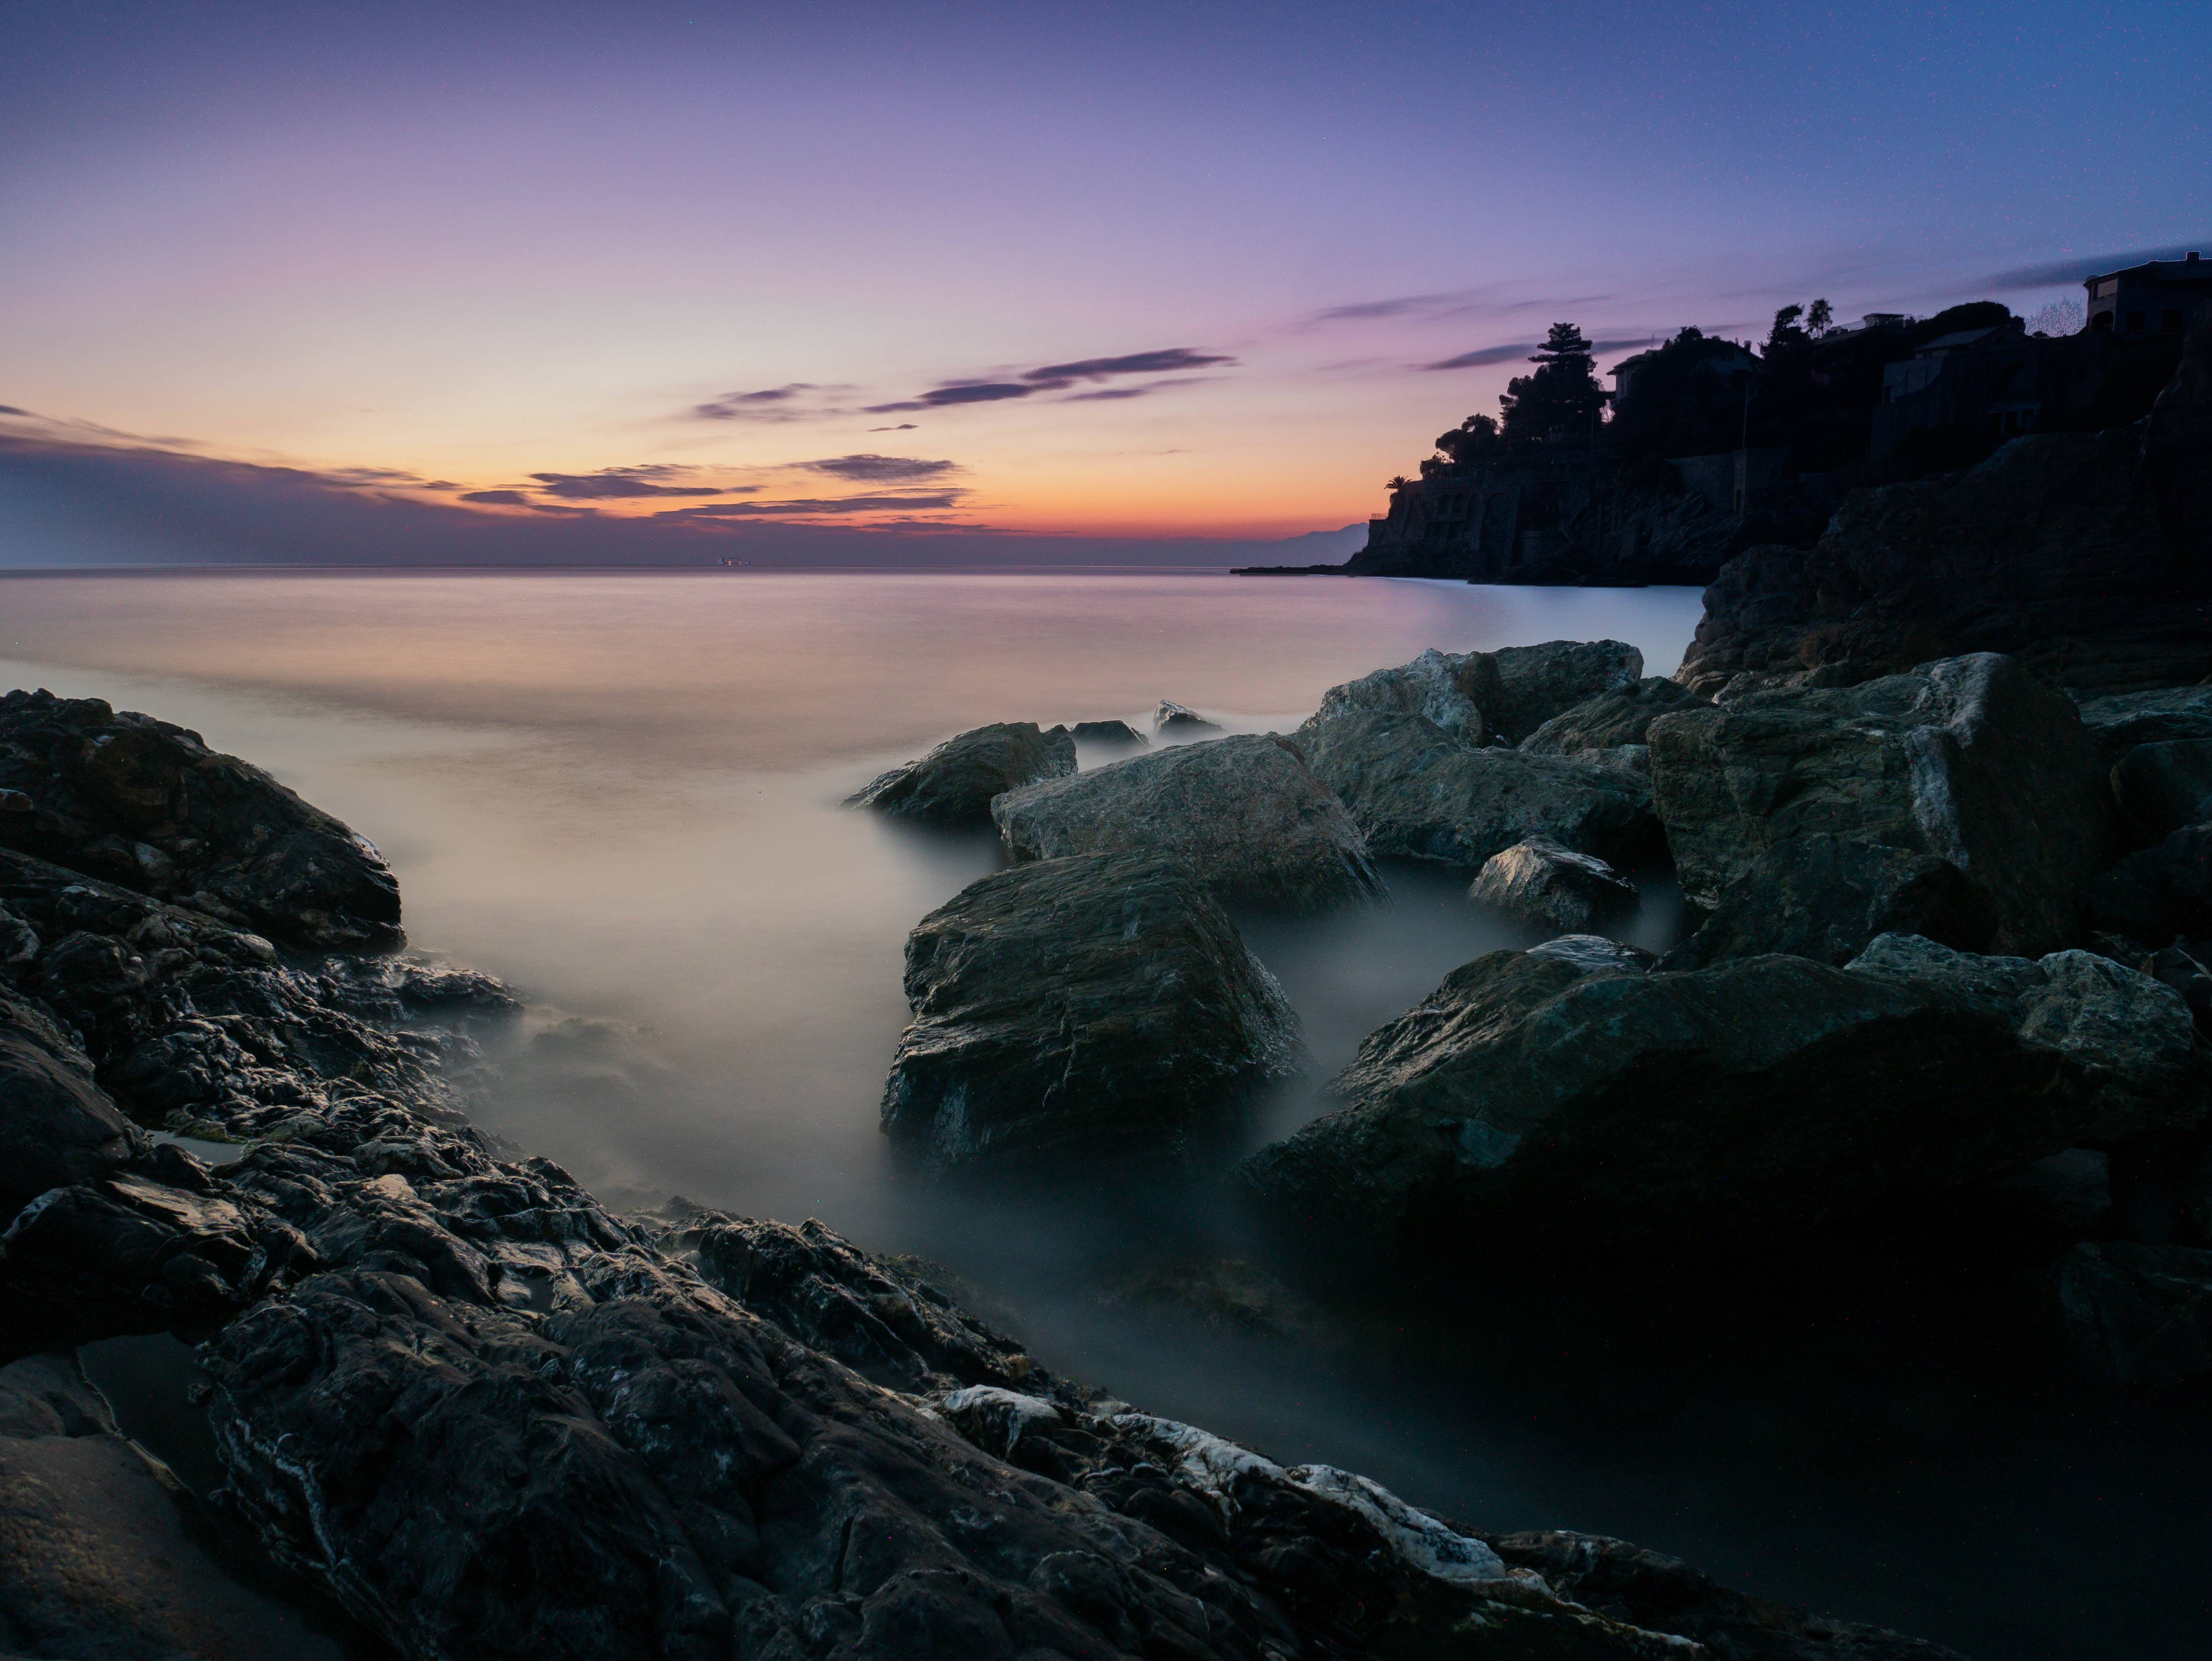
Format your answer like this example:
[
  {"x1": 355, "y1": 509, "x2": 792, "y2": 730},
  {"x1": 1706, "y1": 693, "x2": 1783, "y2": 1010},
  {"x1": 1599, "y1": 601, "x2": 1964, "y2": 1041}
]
[
  {"x1": 1607, "y1": 340, "x2": 1756, "y2": 411},
  {"x1": 2084, "y1": 253, "x2": 2212, "y2": 336}
]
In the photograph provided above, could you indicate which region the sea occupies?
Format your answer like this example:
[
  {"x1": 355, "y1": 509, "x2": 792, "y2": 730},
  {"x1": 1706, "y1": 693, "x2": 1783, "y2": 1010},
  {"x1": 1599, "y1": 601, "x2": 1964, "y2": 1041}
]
[{"x1": 5, "y1": 568, "x2": 2206, "y2": 1659}]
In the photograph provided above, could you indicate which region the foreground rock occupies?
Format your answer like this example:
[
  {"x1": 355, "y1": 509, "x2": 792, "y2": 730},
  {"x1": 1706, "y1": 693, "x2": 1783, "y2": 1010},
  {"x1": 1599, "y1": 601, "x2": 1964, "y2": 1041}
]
[
  {"x1": 1154, "y1": 699, "x2": 1222, "y2": 735},
  {"x1": 0, "y1": 689, "x2": 402, "y2": 949},
  {"x1": 844, "y1": 721, "x2": 1075, "y2": 825},
  {"x1": 1648, "y1": 652, "x2": 2115, "y2": 954},
  {"x1": 1071, "y1": 719, "x2": 1147, "y2": 747},
  {"x1": 2090, "y1": 822, "x2": 2212, "y2": 944},
  {"x1": 1660, "y1": 834, "x2": 1994, "y2": 970},
  {"x1": 1469, "y1": 840, "x2": 1640, "y2": 934},
  {"x1": 1304, "y1": 640, "x2": 1644, "y2": 749},
  {"x1": 994, "y1": 734, "x2": 1382, "y2": 909},
  {"x1": 881, "y1": 854, "x2": 1300, "y2": 1168},
  {"x1": 1518, "y1": 676, "x2": 1709, "y2": 767},
  {"x1": 2055, "y1": 1240, "x2": 2212, "y2": 1385},
  {"x1": 1677, "y1": 313, "x2": 2212, "y2": 698},
  {"x1": 2111, "y1": 739, "x2": 2212, "y2": 845},
  {"x1": 1240, "y1": 934, "x2": 2205, "y2": 1254},
  {"x1": 0, "y1": 702, "x2": 1968, "y2": 1661}
]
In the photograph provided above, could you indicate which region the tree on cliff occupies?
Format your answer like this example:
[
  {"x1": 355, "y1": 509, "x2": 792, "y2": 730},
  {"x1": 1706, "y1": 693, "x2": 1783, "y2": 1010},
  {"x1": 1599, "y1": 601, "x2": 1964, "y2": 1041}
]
[
  {"x1": 1432, "y1": 413, "x2": 1501, "y2": 469},
  {"x1": 1498, "y1": 324, "x2": 1605, "y2": 448}
]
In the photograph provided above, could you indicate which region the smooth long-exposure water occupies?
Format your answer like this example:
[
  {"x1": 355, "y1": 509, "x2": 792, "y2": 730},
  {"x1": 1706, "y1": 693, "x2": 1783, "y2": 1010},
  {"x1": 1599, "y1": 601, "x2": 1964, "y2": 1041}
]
[{"x1": 7, "y1": 570, "x2": 2206, "y2": 1660}]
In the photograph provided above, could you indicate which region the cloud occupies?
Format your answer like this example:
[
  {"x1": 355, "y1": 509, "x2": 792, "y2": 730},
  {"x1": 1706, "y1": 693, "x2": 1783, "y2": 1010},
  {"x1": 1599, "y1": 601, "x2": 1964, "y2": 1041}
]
[
  {"x1": 663, "y1": 491, "x2": 966, "y2": 517},
  {"x1": 0, "y1": 405, "x2": 29, "y2": 416},
  {"x1": 689, "y1": 383, "x2": 826, "y2": 422},
  {"x1": 866, "y1": 346, "x2": 1237, "y2": 413},
  {"x1": 1025, "y1": 348, "x2": 1233, "y2": 382},
  {"x1": 1421, "y1": 337, "x2": 1649, "y2": 371},
  {"x1": 528, "y1": 464, "x2": 734, "y2": 499},
  {"x1": 1309, "y1": 291, "x2": 1478, "y2": 324},
  {"x1": 868, "y1": 422, "x2": 917, "y2": 432},
  {"x1": 798, "y1": 454, "x2": 959, "y2": 482},
  {"x1": 1976, "y1": 244, "x2": 2208, "y2": 290},
  {"x1": 461, "y1": 489, "x2": 532, "y2": 505},
  {"x1": 1059, "y1": 377, "x2": 1212, "y2": 403}
]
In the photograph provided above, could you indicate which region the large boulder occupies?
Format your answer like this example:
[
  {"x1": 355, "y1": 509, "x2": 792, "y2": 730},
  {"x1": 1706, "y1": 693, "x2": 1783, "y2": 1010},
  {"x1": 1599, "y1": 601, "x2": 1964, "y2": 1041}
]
[
  {"x1": 1296, "y1": 709, "x2": 1652, "y2": 870},
  {"x1": 992, "y1": 734, "x2": 1380, "y2": 910},
  {"x1": 0, "y1": 987, "x2": 145, "y2": 1222},
  {"x1": 1469, "y1": 840, "x2": 1640, "y2": 934},
  {"x1": 881, "y1": 854, "x2": 1301, "y2": 1168},
  {"x1": 844, "y1": 721, "x2": 1074, "y2": 825},
  {"x1": 1154, "y1": 700, "x2": 1222, "y2": 735},
  {"x1": 1647, "y1": 652, "x2": 2116, "y2": 954},
  {"x1": 0, "y1": 689, "x2": 400, "y2": 950},
  {"x1": 1305, "y1": 641, "x2": 1643, "y2": 750},
  {"x1": 2054, "y1": 1241, "x2": 2212, "y2": 1385},
  {"x1": 1676, "y1": 316, "x2": 2212, "y2": 698},
  {"x1": 2075, "y1": 686, "x2": 2212, "y2": 767},
  {"x1": 1518, "y1": 676, "x2": 1710, "y2": 761},
  {"x1": 2089, "y1": 822, "x2": 2212, "y2": 943},
  {"x1": 1659, "y1": 834, "x2": 1994, "y2": 970},
  {"x1": 1238, "y1": 933, "x2": 2205, "y2": 1255},
  {"x1": 2111, "y1": 739, "x2": 2212, "y2": 844}
]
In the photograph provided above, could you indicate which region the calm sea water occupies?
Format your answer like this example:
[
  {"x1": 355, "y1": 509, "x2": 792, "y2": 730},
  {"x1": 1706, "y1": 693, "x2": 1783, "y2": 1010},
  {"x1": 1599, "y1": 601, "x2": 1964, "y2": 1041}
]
[{"x1": 7, "y1": 570, "x2": 2206, "y2": 1659}]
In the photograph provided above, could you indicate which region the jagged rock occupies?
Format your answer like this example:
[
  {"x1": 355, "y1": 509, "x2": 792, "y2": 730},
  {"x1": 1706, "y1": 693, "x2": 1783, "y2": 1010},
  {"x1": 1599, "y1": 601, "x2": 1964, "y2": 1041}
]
[
  {"x1": 2055, "y1": 1240, "x2": 2212, "y2": 1385},
  {"x1": 1677, "y1": 315, "x2": 2212, "y2": 698},
  {"x1": 1304, "y1": 641, "x2": 1644, "y2": 750},
  {"x1": 1071, "y1": 719, "x2": 1147, "y2": 747},
  {"x1": 1154, "y1": 700, "x2": 1222, "y2": 735},
  {"x1": 992, "y1": 734, "x2": 1381, "y2": 910},
  {"x1": 1469, "y1": 839, "x2": 1640, "y2": 933},
  {"x1": 0, "y1": 1353, "x2": 368, "y2": 1660},
  {"x1": 1659, "y1": 834, "x2": 1994, "y2": 970},
  {"x1": 1296, "y1": 707, "x2": 1654, "y2": 869},
  {"x1": 2075, "y1": 685, "x2": 2212, "y2": 766},
  {"x1": 1484, "y1": 1532, "x2": 1963, "y2": 1660},
  {"x1": 2088, "y1": 822, "x2": 2212, "y2": 943},
  {"x1": 1526, "y1": 934, "x2": 1656, "y2": 974},
  {"x1": 881, "y1": 855, "x2": 1300, "y2": 1168},
  {"x1": 0, "y1": 688, "x2": 402, "y2": 949},
  {"x1": 0, "y1": 986, "x2": 146, "y2": 1220},
  {"x1": 2112, "y1": 739, "x2": 2212, "y2": 844},
  {"x1": 1519, "y1": 676, "x2": 1710, "y2": 758},
  {"x1": 1238, "y1": 934, "x2": 2205, "y2": 1254},
  {"x1": 844, "y1": 721, "x2": 1075, "y2": 825},
  {"x1": 1648, "y1": 652, "x2": 2116, "y2": 954}
]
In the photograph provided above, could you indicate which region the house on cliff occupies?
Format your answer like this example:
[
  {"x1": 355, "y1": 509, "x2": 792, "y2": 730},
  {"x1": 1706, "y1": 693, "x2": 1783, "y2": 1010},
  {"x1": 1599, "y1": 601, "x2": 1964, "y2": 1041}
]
[{"x1": 2084, "y1": 252, "x2": 2212, "y2": 337}]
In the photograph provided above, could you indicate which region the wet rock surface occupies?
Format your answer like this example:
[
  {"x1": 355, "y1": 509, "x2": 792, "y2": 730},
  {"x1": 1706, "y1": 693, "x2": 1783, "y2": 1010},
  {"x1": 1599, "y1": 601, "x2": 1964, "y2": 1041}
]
[
  {"x1": 1240, "y1": 935, "x2": 2206, "y2": 1255},
  {"x1": 1648, "y1": 652, "x2": 2116, "y2": 954},
  {"x1": 845, "y1": 721, "x2": 1076, "y2": 826},
  {"x1": 1518, "y1": 676, "x2": 1710, "y2": 761},
  {"x1": 1676, "y1": 315, "x2": 2212, "y2": 699},
  {"x1": 1468, "y1": 839, "x2": 1640, "y2": 934},
  {"x1": 1659, "y1": 834, "x2": 1994, "y2": 971},
  {"x1": 880, "y1": 854, "x2": 1301, "y2": 1168},
  {"x1": 1302, "y1": 641, "x2": 1644, "y2": 751},
  {"x1": 0, "y1": 688, "x2": 403, "y2": 949},
  {"x1": 993, "y1": 734, "x2": 1381, "y2": 910}
]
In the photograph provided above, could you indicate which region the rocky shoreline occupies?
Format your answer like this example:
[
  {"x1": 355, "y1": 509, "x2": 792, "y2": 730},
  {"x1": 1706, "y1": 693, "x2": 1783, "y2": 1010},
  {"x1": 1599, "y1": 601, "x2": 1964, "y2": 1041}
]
[{"x1": 8, "y1": 336, "x2": 2212, "y2": 1659}]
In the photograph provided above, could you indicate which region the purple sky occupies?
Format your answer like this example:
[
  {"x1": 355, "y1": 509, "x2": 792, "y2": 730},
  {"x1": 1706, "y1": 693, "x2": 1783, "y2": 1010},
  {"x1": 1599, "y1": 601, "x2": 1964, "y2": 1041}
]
[{"x1": 2, "y1": 0, "x2": 2204, "y2": 563}]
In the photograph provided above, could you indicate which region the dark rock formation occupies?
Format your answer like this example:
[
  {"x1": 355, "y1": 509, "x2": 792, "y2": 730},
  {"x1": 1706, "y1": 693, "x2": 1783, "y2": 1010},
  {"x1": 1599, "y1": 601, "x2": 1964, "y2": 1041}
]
[
  {"x1": 0, "y1": 688, "x2": 402, "y2": 949},
  {"x1": 1518, "y1": 676, "x2": 1709, "y2": 762},
  {"x1": 1648, "y1": 653, "x2": 2116, "y2": 954},
  {"x1": 1677, "y1": 315, "x2": 2212, "y2": 698},
  {"x1": 1526, "y1": 934, "x2": 1657, "y2": 974},
  {"x1": 1298, "y1": 711, "x2": 1653, "y2": 870},
  {"x1": 2075, "y1": 686, "x2": 2212, "y2": 766},
  {"x1": 844, "y1": 721, "x2": 1076, "y2": 825},
  {"x1": 2089, "y1": 822, "x2": 2212, "y2": 943},
  {"x1": 2112, "y1": 739, "x2": 2212, "y2": 845},
  {"x1": 0, "y1": 695, "x2": 1970, "y2": 1661},
  {"x1": 1071, "y1": 719, "x2": 1148, "y2": 748},
  {"x1": 1238, "y1": 934, "x2": 2205, "y2": 1255},
  {"x1": 1154, "y1": 700, "x2": 1222, "y2": 735},
  {"x1": 1659, "y1": 834, "x2": 1995, "y2": 971},
  {"x1": 0, "y1": 1352, "x2": 370, "y2": 1660},
  {"x1": 2054, "y1": 1240, "x2": 2212, "y2": 1385},
  {"x1": 1468, "y1": 840, "x2": 1640, "y2": 934},
  {"x1": 993, "y1": 734, "x2": 1381, "y2": 910},
  {"x1": 881, "y1": 854, "x2": 1301, "y2": 1168},
  {"x1": 0, "y1": 984, "x2": 147, "y2": 1217},
  {"x1": 1305, "y1": 641, "x2": 1643, "y2": 750}
]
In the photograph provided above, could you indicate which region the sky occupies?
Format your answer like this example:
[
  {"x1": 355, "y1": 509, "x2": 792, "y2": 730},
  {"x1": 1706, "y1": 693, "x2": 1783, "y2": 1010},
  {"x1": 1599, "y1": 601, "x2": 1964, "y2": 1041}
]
[{"x1": 1, "y1": 0, "x2": 2206, "y2": 565}]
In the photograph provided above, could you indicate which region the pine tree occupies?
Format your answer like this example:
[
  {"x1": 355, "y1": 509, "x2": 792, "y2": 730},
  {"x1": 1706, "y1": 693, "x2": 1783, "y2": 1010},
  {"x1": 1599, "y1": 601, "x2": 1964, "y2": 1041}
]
[{"x1": 1497, "y1": 324, "x2": 1604, "y2": 448}]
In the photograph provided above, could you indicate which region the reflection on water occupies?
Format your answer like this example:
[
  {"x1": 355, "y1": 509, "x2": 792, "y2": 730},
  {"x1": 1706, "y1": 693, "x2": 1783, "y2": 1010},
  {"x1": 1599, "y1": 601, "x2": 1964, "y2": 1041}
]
[{"x1": 7, "y1": 570, "x2": 2208, "y2": 1659}]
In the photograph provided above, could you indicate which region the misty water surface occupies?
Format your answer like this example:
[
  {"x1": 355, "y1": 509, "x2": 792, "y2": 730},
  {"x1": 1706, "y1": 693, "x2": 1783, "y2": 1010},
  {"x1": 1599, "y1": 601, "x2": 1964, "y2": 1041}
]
[{"x1": 7, "y1": 570, "x2": 2207, "y2": 1661}]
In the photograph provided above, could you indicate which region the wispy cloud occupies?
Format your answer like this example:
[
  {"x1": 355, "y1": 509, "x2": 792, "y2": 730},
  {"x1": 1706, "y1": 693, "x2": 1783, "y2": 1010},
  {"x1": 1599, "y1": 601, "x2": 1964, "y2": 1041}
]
[
  {"x1": 798, "y1": 454, "x2": 959, "y2": 482},
  {"x1": 868, "y1": 422, "x2": 918, "y2": 432},
  {"x1": 1975, "y1": 243, "x2": 2206, "y2": 290},
  {"x1": 865, "y1": 346, "x2": 1236, "y2": 413},
  {"x1": 661, "y1": 491, "x2": 966, "y2": 517},
  {"x1": 461, "y1": 489, "x2": 532, "y2": 505},
  {"x1": 689, "y1": 383, "x2": 833, "y2": 422},
  {"x1": 528, "y1": 464, "x2": 738, "y2": 499}
]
